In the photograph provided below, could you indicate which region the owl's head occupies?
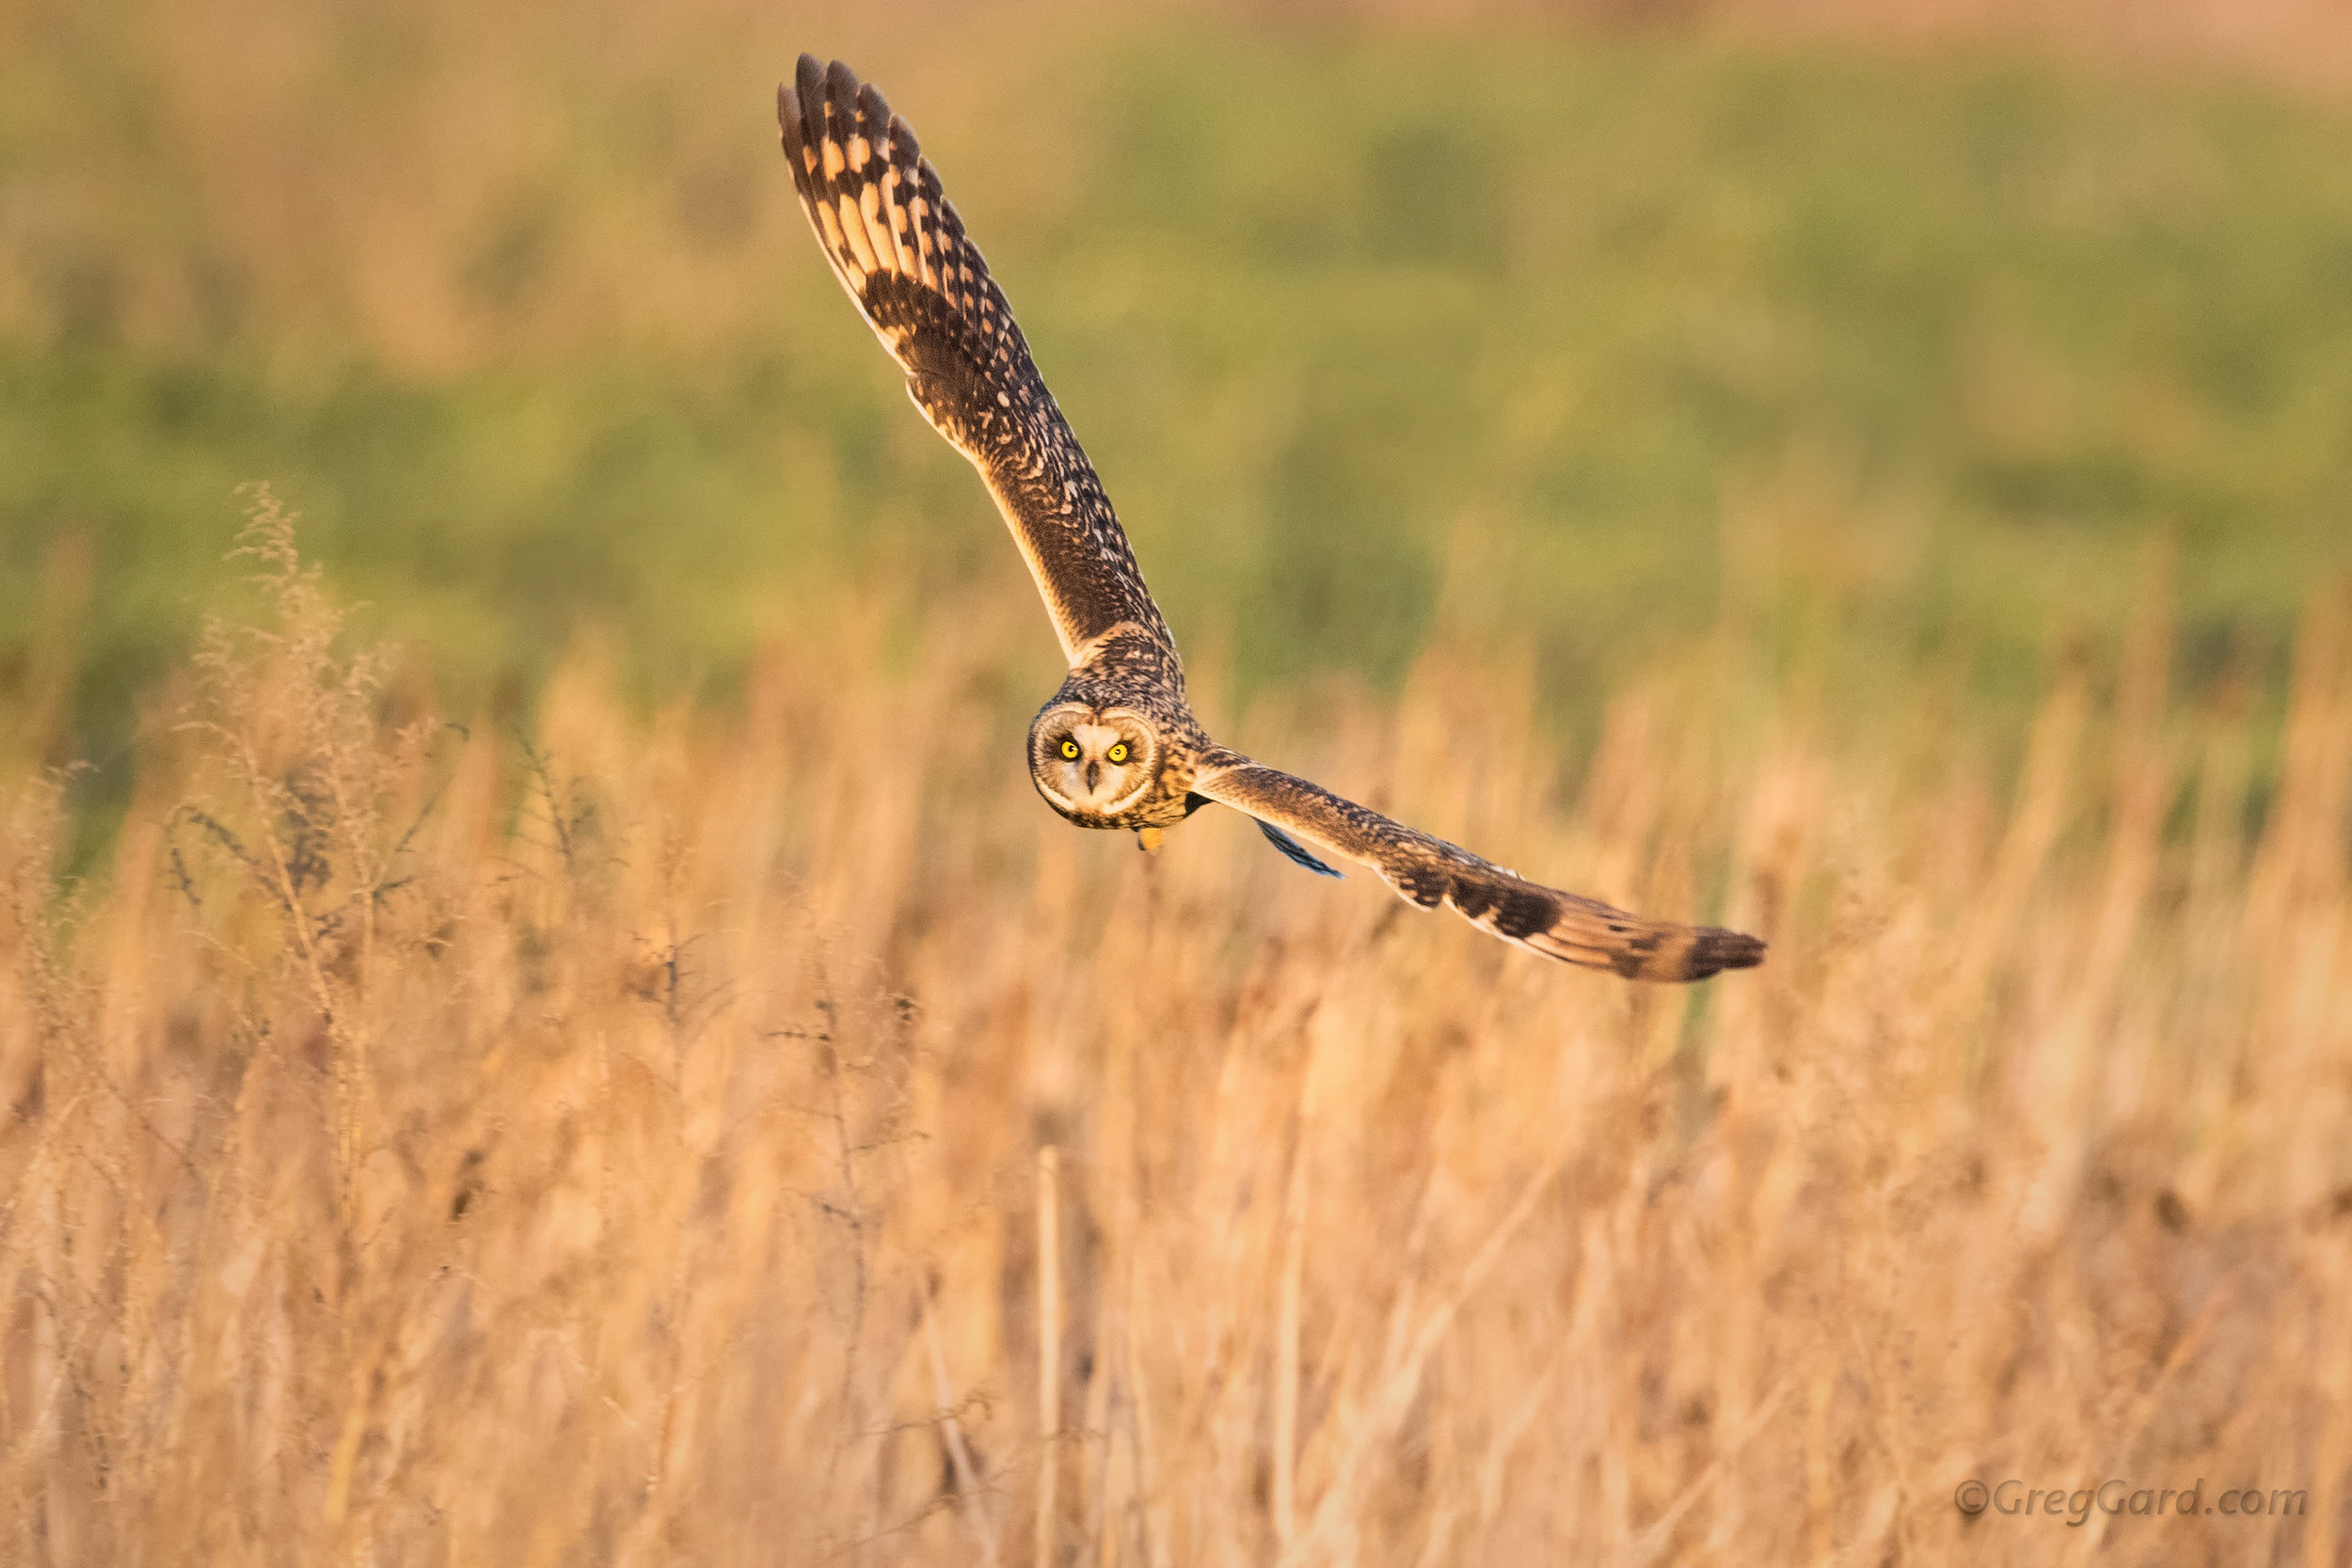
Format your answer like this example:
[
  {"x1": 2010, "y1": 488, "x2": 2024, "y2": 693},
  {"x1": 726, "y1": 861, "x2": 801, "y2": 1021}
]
[{"x1": 1028, "y1": 704, "x2": 1160, "y2": 820}]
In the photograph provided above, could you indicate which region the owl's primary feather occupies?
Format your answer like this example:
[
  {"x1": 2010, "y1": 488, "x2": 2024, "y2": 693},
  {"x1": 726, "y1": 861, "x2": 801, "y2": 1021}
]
[
  {"x1": 777, "y1": 56, "x2": 1168, "y2": 665},
  {"x1": 1191, "y1": 753, "x2": 1763, "y2": 982},
  {"x1": 777, "y1": 55, "x2": 1765, "y2": 983}
]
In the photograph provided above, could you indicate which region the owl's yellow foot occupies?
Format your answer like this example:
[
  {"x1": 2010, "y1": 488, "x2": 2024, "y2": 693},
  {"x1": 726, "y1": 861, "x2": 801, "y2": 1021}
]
[{"x1": 1136, "y1": 827, "x2": 1165, "y2": 853}]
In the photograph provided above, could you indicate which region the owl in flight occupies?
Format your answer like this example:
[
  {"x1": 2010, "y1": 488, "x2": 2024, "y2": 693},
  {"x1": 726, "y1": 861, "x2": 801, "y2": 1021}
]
[{"x1": 778, "y1": 55, "x2": 1764, "y2": 981}]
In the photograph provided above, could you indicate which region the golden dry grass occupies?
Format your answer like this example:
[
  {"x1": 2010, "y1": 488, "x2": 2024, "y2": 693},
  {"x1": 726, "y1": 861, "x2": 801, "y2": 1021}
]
[{"x1": 4, "y1": 505, "x2": 2350, "y2": 1566}]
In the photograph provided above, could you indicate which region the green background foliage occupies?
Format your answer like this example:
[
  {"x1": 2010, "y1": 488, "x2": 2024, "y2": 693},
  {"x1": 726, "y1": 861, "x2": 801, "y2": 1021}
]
[{"x1": 5, "y1": 8, "x2": 2349, "y2": 778}]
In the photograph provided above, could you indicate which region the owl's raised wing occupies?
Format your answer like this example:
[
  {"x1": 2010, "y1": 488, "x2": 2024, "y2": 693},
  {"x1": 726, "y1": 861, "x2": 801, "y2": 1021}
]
[
  {"x1": 1191, "y1": 750, "x2": 1765, "y2": 982},
  {"x1": 779, "y1": 55, "x2": 1169, "y2": 666}
]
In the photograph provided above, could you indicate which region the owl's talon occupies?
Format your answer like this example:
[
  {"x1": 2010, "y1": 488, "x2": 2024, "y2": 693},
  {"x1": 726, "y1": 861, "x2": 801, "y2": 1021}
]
[{"x1": 1136, "y1": 828, "x2": 1164, "y2": 853}]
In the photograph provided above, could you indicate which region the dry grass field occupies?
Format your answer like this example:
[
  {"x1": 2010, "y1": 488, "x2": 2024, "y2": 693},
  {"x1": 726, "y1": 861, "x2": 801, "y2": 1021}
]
[
  {"x1": 9, "y1": 7, "x2": 2352, "y2": 1558},
  {"x1": 3, "y1": 499, "x2": 2347, "y2": 1565}
]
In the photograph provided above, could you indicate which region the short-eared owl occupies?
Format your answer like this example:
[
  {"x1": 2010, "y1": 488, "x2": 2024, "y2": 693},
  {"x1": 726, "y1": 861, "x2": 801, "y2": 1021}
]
[{"x1": 778, "y1": 55, "x2": 1764, "y2": 981}]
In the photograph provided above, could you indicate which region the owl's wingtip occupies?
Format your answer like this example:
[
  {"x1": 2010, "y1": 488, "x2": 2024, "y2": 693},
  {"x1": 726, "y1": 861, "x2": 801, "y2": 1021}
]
[{"x1": 1688, "y1": 927, "x2": 1767, "y2": 979}]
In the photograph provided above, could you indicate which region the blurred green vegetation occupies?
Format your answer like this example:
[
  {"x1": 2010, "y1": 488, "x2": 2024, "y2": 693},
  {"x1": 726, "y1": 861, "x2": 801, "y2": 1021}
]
[{"x1": 5, "y1": 8, "x2": 2351, "y2": 786}]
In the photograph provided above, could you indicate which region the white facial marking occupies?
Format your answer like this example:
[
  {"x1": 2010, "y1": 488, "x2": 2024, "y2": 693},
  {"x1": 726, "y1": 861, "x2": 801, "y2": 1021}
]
[{"x1": 1045, "y1": 720, "x2": 1147, "y2": 813}]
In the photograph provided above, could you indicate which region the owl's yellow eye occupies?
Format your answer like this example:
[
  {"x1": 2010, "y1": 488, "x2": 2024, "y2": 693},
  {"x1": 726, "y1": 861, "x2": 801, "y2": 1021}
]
[
  {"x1": 1059, "y1": 738, "x2": 1080, "y2": 761},
  {"x1": 1107, "y1": 742, "x2": 1130, "y2": 764}
]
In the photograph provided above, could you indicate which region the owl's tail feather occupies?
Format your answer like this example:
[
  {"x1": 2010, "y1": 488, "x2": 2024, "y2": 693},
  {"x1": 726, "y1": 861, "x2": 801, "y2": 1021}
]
[{"x1": 1258, "y1": 818, "x2": 1343, "y2": 878}]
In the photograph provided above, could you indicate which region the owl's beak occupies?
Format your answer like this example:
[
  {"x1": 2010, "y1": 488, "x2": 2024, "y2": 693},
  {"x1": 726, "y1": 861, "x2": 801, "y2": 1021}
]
[{"x1": 1085, "y1": 760, "x2": 1101, "y2": 790}]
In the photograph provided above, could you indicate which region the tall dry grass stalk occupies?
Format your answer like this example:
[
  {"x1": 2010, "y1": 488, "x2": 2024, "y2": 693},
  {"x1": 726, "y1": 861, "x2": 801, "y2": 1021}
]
[{"x1": 2, "y1": 520, "x2": 2349, "y2": 1566}]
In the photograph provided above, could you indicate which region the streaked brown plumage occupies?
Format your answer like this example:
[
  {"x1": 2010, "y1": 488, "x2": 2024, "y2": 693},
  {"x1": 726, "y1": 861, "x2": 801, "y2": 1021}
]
[{"x1": 777, "y1": 55, "x2": 1764, "y2": 982}]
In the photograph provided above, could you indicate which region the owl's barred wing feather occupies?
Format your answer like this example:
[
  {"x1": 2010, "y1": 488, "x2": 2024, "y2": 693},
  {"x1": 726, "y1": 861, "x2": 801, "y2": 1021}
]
[
  {"x1": 778, "y1": 55, "x2": 1170, "y2": 665},
  {"x1": 1193, "y1": 752, "x2": 1765, "y2": 982}
]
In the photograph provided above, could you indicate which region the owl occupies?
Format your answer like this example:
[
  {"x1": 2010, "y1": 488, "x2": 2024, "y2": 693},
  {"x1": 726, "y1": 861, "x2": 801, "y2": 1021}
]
[{"x1": 777, "y1": 55, "x2": 1763, "y2": 981}]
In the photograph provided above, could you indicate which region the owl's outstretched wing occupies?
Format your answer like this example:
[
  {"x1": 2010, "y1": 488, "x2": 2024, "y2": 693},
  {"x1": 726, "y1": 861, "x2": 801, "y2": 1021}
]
[
  {"x1": 1191, "y1": 751, "x2": 1765, "y2": 982},
  {"x1": 778, "y1": 55, "x2": 1169, "y2": 666}
]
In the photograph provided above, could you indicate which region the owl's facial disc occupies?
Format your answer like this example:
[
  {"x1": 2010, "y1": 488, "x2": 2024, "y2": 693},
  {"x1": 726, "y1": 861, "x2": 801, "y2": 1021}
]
[{"x1": 1032, "y1": 708, "x2": 1155, "y2": 817}]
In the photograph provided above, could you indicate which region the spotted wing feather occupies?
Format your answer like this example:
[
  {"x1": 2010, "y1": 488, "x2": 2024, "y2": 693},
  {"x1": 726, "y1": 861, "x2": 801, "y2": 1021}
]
[
  {"x1": 1193, "y1": 752, "x2": 1765, "y2": 982},
  {"x1": 778, "y1": 55, "x2": 1168, "y2": 665}
]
